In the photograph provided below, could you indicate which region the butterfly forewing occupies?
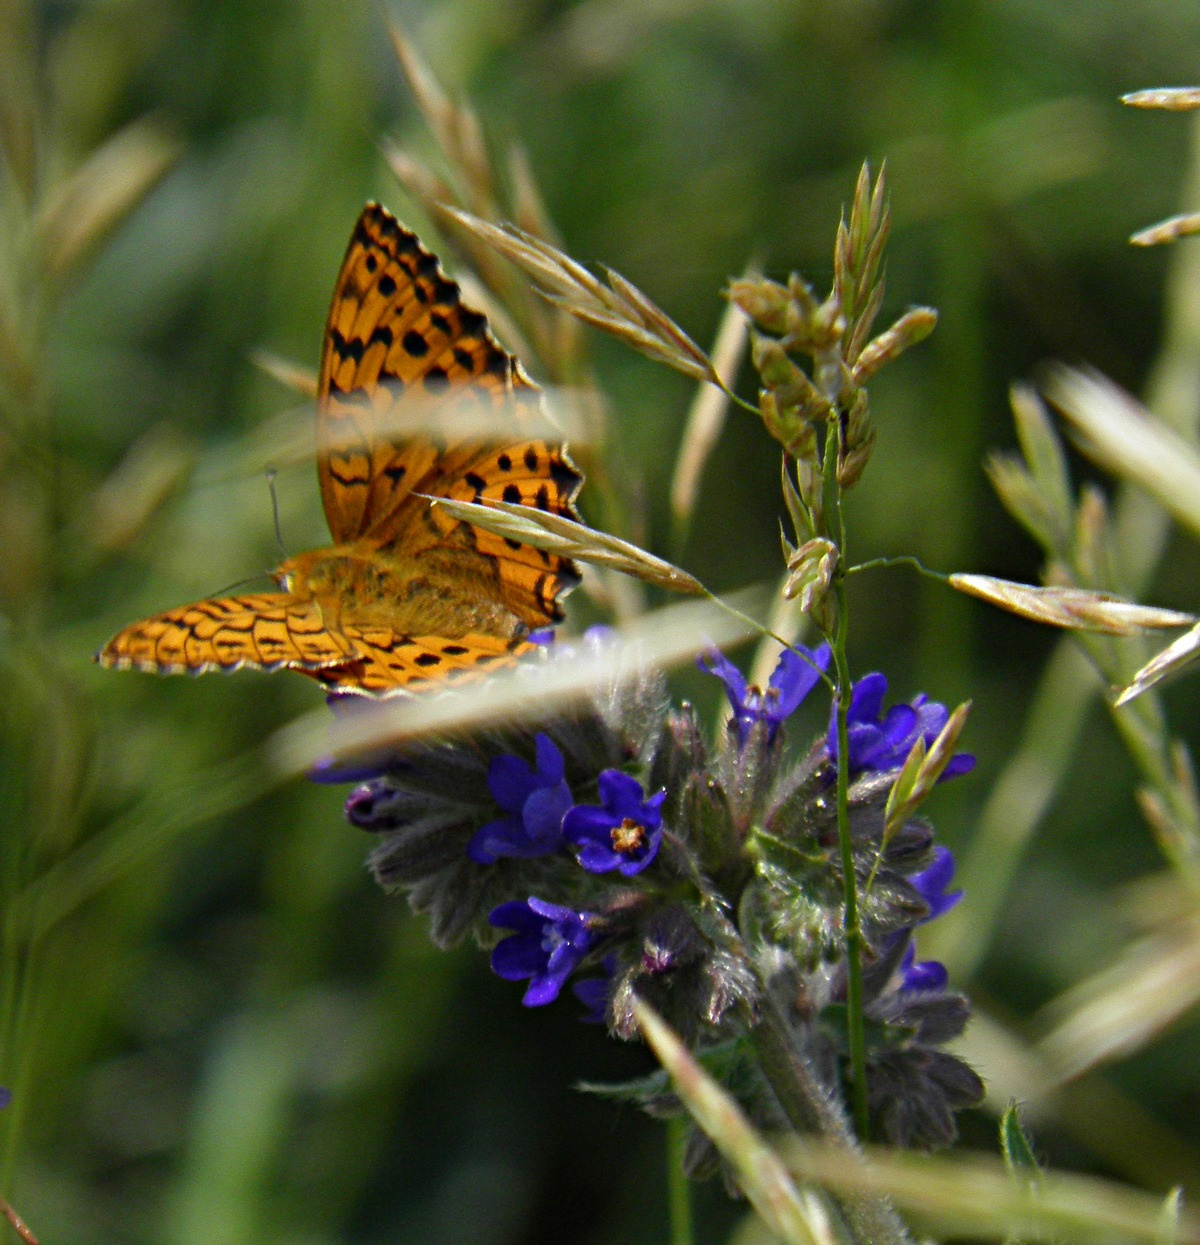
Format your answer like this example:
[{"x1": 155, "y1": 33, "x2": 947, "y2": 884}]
[
  {"x1": 316, "y1": 202, "x2": 582, "y2": 628},
  {"x1": 98, "y1": 595, "x2": 355, "y2": 675}
]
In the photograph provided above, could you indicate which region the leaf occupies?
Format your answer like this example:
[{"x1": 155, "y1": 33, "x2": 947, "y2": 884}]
[{"x1": 1000, "y1": 1101, "x2": 1041, "y2": 1175}]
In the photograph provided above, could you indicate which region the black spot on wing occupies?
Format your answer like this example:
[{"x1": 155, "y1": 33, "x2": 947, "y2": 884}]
[
  {"x1": 330, "y1": 328, "x2": 365, "y2": 364},
  {"x1": 372, "y1": 208, "x2": 401, "y2": 241},
  {"x1": 432, "y1": 277, "x2": 459, "y2": 307},
  {"x1": 329, "y1": 463, "x2": 370, "y2": 488},
  {"x1": 550, "y1": 457, "x2": 582, "y2": 493}
]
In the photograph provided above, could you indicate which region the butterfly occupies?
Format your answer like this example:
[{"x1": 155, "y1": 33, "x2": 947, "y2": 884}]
[{"x1": 96, "y1": 202, "x2": 582, "y2": 696}]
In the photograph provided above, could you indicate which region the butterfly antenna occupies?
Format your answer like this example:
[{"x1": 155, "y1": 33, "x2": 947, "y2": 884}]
[
  {"x1": 267, "y1": 468, "x2": 288, "y2": 562},
  {"x1": 214, "y1": 573, "x2": 279, "y2": 595}
]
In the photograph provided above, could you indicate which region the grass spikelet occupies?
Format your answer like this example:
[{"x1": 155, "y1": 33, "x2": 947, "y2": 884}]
[
  {"x1": 427, "y1": 496, "x2": 705, "y2": 594},
  {"x1": 443, "y1": 207, "x2": 723, "y2": 385},
  {"x1": 36, "y1": 119, "x2": 179, "y2": 284},
  {"x1": 949, "y1": 575, "x2": 1193, "y2": 636}
]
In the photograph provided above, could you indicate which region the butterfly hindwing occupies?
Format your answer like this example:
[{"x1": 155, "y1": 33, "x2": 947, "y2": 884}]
[
  {"x1": 307, "y1": 627, "x2": 529, "y2": 695},
  {"x1": 413, "y1": 430, "x2": 583, "y2": 625}
]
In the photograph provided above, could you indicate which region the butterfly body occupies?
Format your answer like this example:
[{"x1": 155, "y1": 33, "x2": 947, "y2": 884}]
[
  {"x1": 276, "y1": 542, "x2": 529, "y2": 640},
  {"x1": 97, "y1": 203, "x2": 582, "y2": 696}
]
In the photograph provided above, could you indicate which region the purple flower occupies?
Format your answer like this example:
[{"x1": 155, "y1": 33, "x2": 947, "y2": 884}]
[
  {"x1": 900, "y1": 847, "x2": 963, "y2": 992},
  {"x1": 829, "y1": 673, "x2": 975, "y2": 779},
  {"x1": 910, "y1": 846, "x2": 963, "y2": 922},
  {"x1": 701, "y1": 643, "x2": 831, "y2": 747},
  {"x1": 468, "y1": 733, "x2": 573, "y2": 864},
  {"x1": 343, "y1": 779, "x2": 407, "y2": 830},
  {"x1": 563, "y1": 770, "x2": 666, "y2": 876},
  {"x1": 899, "y1": 945, "x2": 949, "y2": 992},
  {"x1": 572, "y1": 955, "x2": 617, "y2": 1024},
  {"x1": 489, "y1": 898, "x2": 599, "y2": 1006}
]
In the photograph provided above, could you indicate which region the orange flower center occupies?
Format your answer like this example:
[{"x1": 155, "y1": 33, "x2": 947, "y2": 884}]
[{"x1": 610, "y1": 818, "x2": 647, "y2": 854}]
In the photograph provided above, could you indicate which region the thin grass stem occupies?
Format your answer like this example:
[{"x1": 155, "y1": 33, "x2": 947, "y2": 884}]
[
  {"x1": 666, "y1": 1116, "x2": 694, "y2": 1245},
  {"x1": 822, "y1": 418, "x2": 869, "y2": 1142}
]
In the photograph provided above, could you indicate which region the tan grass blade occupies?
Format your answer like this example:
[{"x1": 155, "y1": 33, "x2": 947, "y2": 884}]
[
  {"x1": 231, "y1": 387, "x2": 594, "y2": 481},
  {"x1": 249, "y1": 349, "x2": 318, "y2": 398},
  {"x1": 634, "y1": 1000, "x2": 829, "y2": 1245},
  {"x1": 671, "y1": 285, "x2": 751, "y2": 528},
  {"x1": 780, "y1": 1139, "x2": 1199, "y2": 1243},
  {"x1": 443, "y1": 207, "x2": 720, "y2": 384},
  {"x1": 0, "y1": 1197, "x2": 40, "y2": 1245},
  {"x1": 1131, "y1": 213, "x2": 1200, "y2": 247},
  {"x1": 1116, "y1": 623, "x2": 1200, "y2": 706},
  {"x1": 88, "y1": 425, "x2": 195, "y2": 553},
  {"x1": 1123, "y1": 88, "x2": 1200, "y2": 111},
  {"x1": 1037, "y1": 918, "x2": 1200, "y2": 1081},
  {"x1": 387, "y1": 25, "x2": 497, "y2": 216},
  {"x1": 270, "y1": 591, "x2": 760, "y2": 775}
]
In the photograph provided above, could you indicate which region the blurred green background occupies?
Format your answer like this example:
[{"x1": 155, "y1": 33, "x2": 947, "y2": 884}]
[{"x1": 5, "y1": 0, "x2": 1200, "y2": 1241}]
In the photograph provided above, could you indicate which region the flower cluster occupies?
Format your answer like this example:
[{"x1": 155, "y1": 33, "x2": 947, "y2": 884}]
[{"x1": 316, "y1": 634, "x2": 982, "y2": 1155}]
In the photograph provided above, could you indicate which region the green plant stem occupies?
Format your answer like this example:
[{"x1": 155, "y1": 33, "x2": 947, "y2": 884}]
[
  {"x1": 821, "y1": 421, "x2": 870, "y2": 1142},
  {"x1": 846, "y1": 554, "x2": 949, "y2": 583},
  {"x1": 699, "y1": 589, "x2": 837, "y2": 695},
  {"x1": 831, "y1": 599, "x2": 868, "y2": 1141},
  {"x1": 666, "y1": 1116, "x2": 694, "y2": 1245}
]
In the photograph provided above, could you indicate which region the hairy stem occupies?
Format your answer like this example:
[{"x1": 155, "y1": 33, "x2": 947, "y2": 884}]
[{"x1": 753, "y1": 995, "x2": 911, "y2": 1245}]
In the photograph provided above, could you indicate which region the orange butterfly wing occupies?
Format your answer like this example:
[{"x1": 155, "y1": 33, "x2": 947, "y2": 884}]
[
  {"x1": 97, "y1": 204, "x2": 583, "y2": 696},
  {"x1": 310, "y1": 627, "x2": 522, "y2": 695},
  {"x1": 97, "y1": 594, "x2": 354, "y2": 675},
  {"x1": 316, "y1": 203, "x2": 582, "y2": 630}
]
